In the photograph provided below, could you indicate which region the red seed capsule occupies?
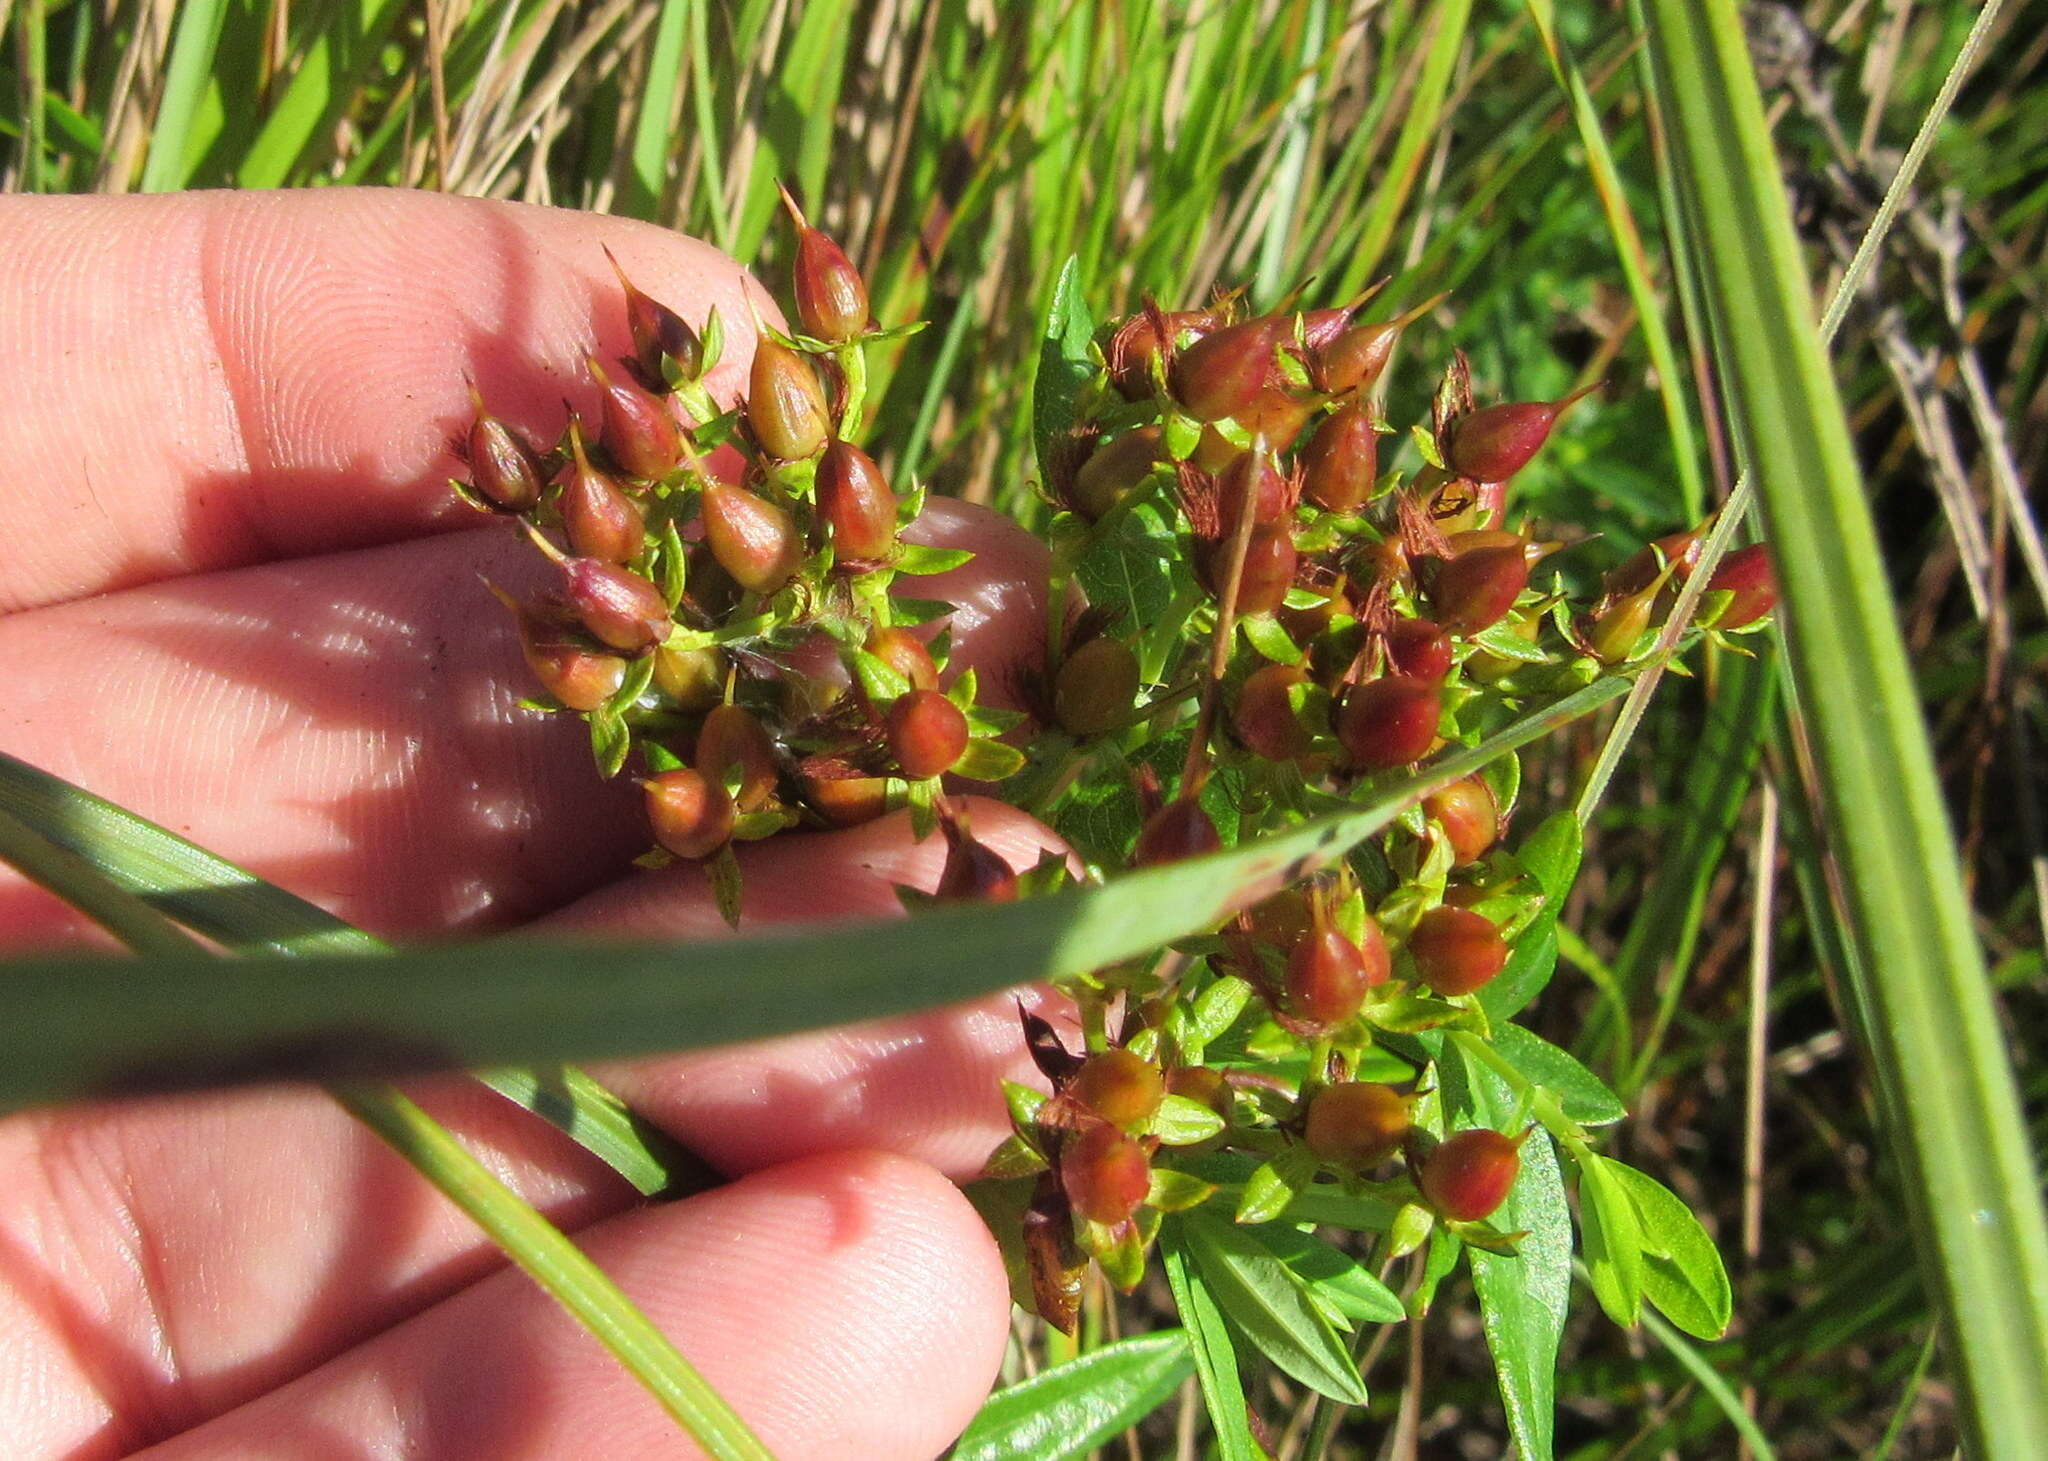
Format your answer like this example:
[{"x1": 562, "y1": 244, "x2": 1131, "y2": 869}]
[
  {"x1": 1301, "y1": 401, "x2": 1380, "y2": 512},
  {"x1": 1314, "y1": 322, "x2": 1399, "y2": 396},
  {"x1": 1216, "y1": 451, "x2": 1292, "y2": 539},
  {"x1": 936, "y1": 814, "x2": 1019, "y2": 902},
  {"x1": 1707, "y1": 543, "x2": 1778, "y2": 630},
  {"x1": 1442, "y1": 384, "x2": 1596, "y2": 482},
  {"x1": 559, "y1": 421, "x2": 646, "y2": 564},
  {"x1": 1070, "y1": 1049, "x2": 1165, "y2": 1131},
  {"x1": 815, "y1": 439, "x2": 898, "y2": 560},
  {"x1": 644, "y1": 768, "x2": 736, "y2": 860},
  {"x1": 1055, "y1": 636, "x2": 1141, "y2": 738},
  {"x1": 1423, "y1": 778, "x2": 1499, "y2": 865},
  {"x1": 1605, "y1": 526, "x2": 1705, "y2": 601},
  {"x1": 1386, "y1": 618, "x2": 1454, "y2": 683},
  {"x1": 1171, "y1": 315, "x2": 1287, "y2": 422},
  {"x1": 586, "y1": 356, "x2": 682, "y2": 481},
  {"x1": 865, "y1": 626, "x2": 939, "y2": 693},
  {"x1": 803, "y1": 772, "x2": 890, "y2": 827},
  {"x1": 605, "y1": 247, "x2": 702, "y2": 385},
  {"x1": 1062, "y1": 1122, "x2": 1152, "y2": 1226},
  {"x1": 1336, "y1": 675, "x2": 1440, "y2": 771},
  {"x1": 1408, "y1": 905, "x2": 1509, "y2": 996},
  {"x1": 701, "y1": 480, "x2": 802, "y2": 595},
  {"x1": 1419, "y1": 1127, "x2": 1522, "y2": 1221},
  {"x1": 1213, "y1": 524, "x2": 1299, "y2": 616},
  {"x1": 747, "y1": 340, "x2": 831, "y2": 460},
  {"x1": 1133, "y1": 797, "x2": 1220, "y2": 867},
  {"x1": 511, "y1": 605, "x2": 628, "y2": 711},
  {"x1": 1107, "y1": 306, "x2": 1228, "y2": 399},
  {"x1": 1285, "y1": 920, "x2": 1389, "y2": 1027},
  {"x1": 1429, "y1": 543, "x2": 1530, "y2": 635},
  {"x1": 463, "y1": 389, "x2": 548, "y2": 513},
  {"x1": 1071, "y1": 426, "x2": 1162, "y2": 520},
  {"x1": 1233, "y1": 662, "x2": 1312, "y2": 762},
  {"x1": 888, "y1": 689, "x2": 969, "y2": 780},
  {"x1": 696, "y1": 703, "x2": 780, "y2": 811},
  {"x1": 1236, "y1": 387, "x2": 1312, "y2": 450},
  {"x1": 561, "y1": 559, "x2": 671, "y2": 653},
  {"x1": 1304, "y1": 1082, "x2": 1409, "y2": 1169},
  {"x1": 781, "y1": 186, "x2": 870, "y2": 343}
]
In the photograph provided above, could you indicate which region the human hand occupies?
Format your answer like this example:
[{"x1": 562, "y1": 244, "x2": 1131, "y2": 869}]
[{"x1": 0, "y1": 189, "x2": 1062, "y2": 1459}]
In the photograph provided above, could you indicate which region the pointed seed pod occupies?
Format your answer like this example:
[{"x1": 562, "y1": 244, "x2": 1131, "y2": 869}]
[
  {"x1": 1236, "y1": 387, "x2": 1311, "y2": 450},
  {"x1": 1233, "y1": 662, "x2": 1313, "y2": 762},
  {"x1": 1107, "y1": 305, "x2": 1228, "y2": 399},
  {"x1": 1428, "y1": 542, "x2": 1530, "y2": 635},
  {"x1": 781, "y1": 184, "x2": 869, "y2": 342},
  {"x1": 560, "y1": 559, "x2": 671, "y2": 652},
  {"x1": 1423, "y1": 778, "x2": 1499, "y2": 865},
  {"x1": 936, "y1": 814, "x2": 1019, "y2": 902},
  {"x1": 644, "y1": 769, "x2": 736, "y2": 860},
  {"x1": 1216, "y1": 451, "x2": 1292, "y2": 538},
  {"x1": 887, "y1": 688, "x2": 969, "y2": 780},
  {"x1": 463, "y1": 387, "x2": 547, "y2": 512},
  {"x1": 1304, "y1": 1082, "x2": 1409, "y2": 1170},
  {"x1": 1070, "y1": 1049, "x2": 1165, "y2": 1131},
  {"x1": 506, "y1": 600, "x2": 628, "y2": 711},
  {"x1": 1301, "y1": 401, "x2": 1380, "y2": 512},
  {"x1": 1605, "y1": 526, "x2": 1705, "y2": 602},
  {"x1": 652, "y1": 645, "x2": 725, "y2": 711},
  {"x1": 803, "y1": 772, "x2": 890, "y2": 827},
  {"x1": 585, "y1": 356, "x2": 682, "y2": 481},
  {"x1": 1170, "y1": 314, "x2": 1287, "y2": 422},
  {"x1": 1213, "y1": 524, "x2": 1299, "y2": 616},
  {"x1": 1419, "y1": 1127, "x2": 1523, "y2": 1221},
  {"x1": 559, "y1": 421, "x2": 646, "y2": 563},
  {"x1": 1443, "y1": 383, "x2": 1597, "y2": 482},
  {"x1": 1071, "y1": 426, "x2": 1161, "y2": 520},
  {"x1": 1286, "y1": 921, "x2": 1386, "y2": 1028},
  {"x1": 815, "y1": 439, "x2": 898, "y2": 560},
  {"x1": 864, "y1": 626, "x2": 939, "y2": 693},
  {"x1": 1336, "y1": 675, "x2": 1440, "y2": 771},
  {"x1": 1706, "y1": 543, "x2": 1778, "y2": 629},
  {"x1": 1386, "y1": 618, "x2": 1454, "y2": 683},
  {"x1": 1314, "y1": 322, "x2": 1398, "y2": 396},
  {"x1": 1133, "y1": 797, "x2": 1220, "y2": 867},
  {"x1": 747, "y1": 339, "x2": 831, "y2": 460},
  {"x1": 1408, "y1": 905, "x2": 1508, "y2": 996},
  {"x1": 701, "y1": 480, "x2": 802, "y2": 595},
  {"x1": 605, "y1": 247, "x2": 701, "y2": 384},
  {"x1": 1588, "y1": 578, "x2": 1659, "y2": 664},
  {"x1": 1055, "y1": 636, "x2": 1141, "y2": 738},
  {"x1": 1061, "y1": 1122, "x2": 1151, "y2": 1226},
  {"x1": 696, "y1": 703, "x2": 780, "y2": 811}
]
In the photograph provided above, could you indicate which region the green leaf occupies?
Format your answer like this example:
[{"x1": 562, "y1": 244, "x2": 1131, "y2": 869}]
[
  {"x1": 1147, "y1": 1168, "x2": 1219, "y2": 1213},
  {"x1": 1577, "y1": 1152, "x2": 1647, "y2": 1328},
  {"x1": 1180, "y1": 1210, "x2": 1368, "y2": 1404},
  {"x1": 949, "y1": 1331, "x2": 1193, "y2": 1461},
  {"x1": 1239, "y1": 614, "x2": 1300, "y2": 665},
  {"x1": 1160, "y1": 1221, "x2": 1261, "y2": 1461},
  {"x1": 1606, "y1": 1161, "x2": 1733, "y2": 1339},
  {"x1": 1478, "y1": 812, "x2": 1583, "y2": 1021},
  {"x1": 954, "y1": 739, "x2": 1028, "y2": 781},
  {"x1": 1031, "y1": 255, "x2": 1097, "y2": 487},
  {"x1": 1234, "y1": 1144, "x2": 1317, "y2": 1225},
  {"x1": 1147, "y1": 1093, "x2": 1227, "y2": 1146},
  {"x1": 891, "y1": 544, "x2": 977, "y2": 576},
  {"x1": 1490, "y1": 1024, "x2": 1626, "y2": 1126},
  {"x1": 1241, "y1": 1222, "x2": 1406, "y2": 1325}
]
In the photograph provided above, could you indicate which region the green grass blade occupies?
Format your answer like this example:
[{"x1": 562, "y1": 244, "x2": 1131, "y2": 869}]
[
  {"x1": 0, "y1": 676, "x2": 1629, "y2": 1110},
  {"x1": 236, "y1": 0, "x2": 410, "y2": 188},
  {"x1": 620, "y1": 0, "x2": 691, "y2": 219},
  {"x1": 1639, "y1": 3, "x2": 2048, "y2": 1453},
  {"x1": 140, "y1": 0, "x2": 231, "y2": 191}
]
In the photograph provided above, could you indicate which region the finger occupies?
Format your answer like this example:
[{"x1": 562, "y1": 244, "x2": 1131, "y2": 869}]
[
  {"x1": 135, "y1": 1152, "x2": 1009, "y2": 1461},
  {"x1": 0, "y1": 190, "x2": 765, "y2": 615},
  {"x1": 0, "y1": 501, "x2": 1043, "y2": 950}
]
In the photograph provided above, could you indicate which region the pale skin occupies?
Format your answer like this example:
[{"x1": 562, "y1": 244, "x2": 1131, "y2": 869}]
[{"x1": 0, "y1": 190, "x2": 1069, "y2": 1459}]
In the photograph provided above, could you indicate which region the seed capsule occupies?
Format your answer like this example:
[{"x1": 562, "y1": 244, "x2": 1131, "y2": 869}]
[
  {"x1": 559, "y1": 421, "x2": 646, "y2": 564},
  {"x1": 644, "y1": 768, "x2": 736, "y2": 860},
  {"x1": 1216, "y1": 451, "x2": 1291, "y2": 539},
  {"x1": 585, "y1": 355, "x2": 682, "y2": 481},
  {"x1": 1428, "y1": 542, "x2": 1530, "y2": 635},
  {"x1": 1285, "y1": 920, "x2": 1389, "y2": 1028},
  {"x1": 864, "y1": 626, "x2": 939, "y2": 693},
  {"x1": 1165, "y1": 1066, "x2": 1231, "y2": 1118},
  {"x1": 1171, "y1": 315, "x2": 1287, "y2": 422},
  {"x1": 1408, "y1": 905, "x2": 1508, "y2": 996},
  {"x1": 1587, "y1": 579, "x2": 1658, "y2": 664},
  {"x1": 1423, "y1": 778, "x2": 1499, "y2": 865},
  {"x1": 1706, "y1": 543, "x2": 1778, "y2": 629},
  {"x1": 1303, "y1": 1082, "x2": 1409, "y2": 1169},
  {"x1": 1062, "y1": 1123, "x2": 1151, "y2": 1226},
  {"x1": 1605, "y1": 526, "x2": 1705, "y2": 602},
  {"x1": 1233, "y1": 662, "x2": 1312, "y2": 762},
  {"x1": 1055, "y1": 636, "x2": 1141, "y2": 738},
  {"x1": 803, "y1": 772, "x2": 890, "y2": 827},
  {"x1": 1313, "y1": 322, "x2": 1398, "y2": 396},
  {"x1": 1107, "y1": 305, "x2": 1227, "y2": 399},
  {"x1": 1133, "y1": 797, "x2": 1220, "y2": 868},
  {"x1": 1301, "y1": 402, "x2": 1380, "y2": 512},
  {"x1": 781, "y1": 186, "x2": 869, "y2": 342},
  {"x1": 561, "y1": 559, "x2": 671, "y2": 653},
  {"x1": 887, "y1": 689, "x2": 969, "y2": 780},
  {"x1": 1442, "y1": 383, "x2": 1596, "y2": 482},
  {"x1": 1071, "y1": 1049, "x2": 1165, "y2": 1131},
  {"x1": 747, "y1": 340, "x2": 831, "y2": 460},
  {"x1": 1418, "y1": 1127, "x2": 1522, "y2": 1221},
  {"x1": 508, "y1": 603, "x2": 628, "y2": 711},
  {"x1": 815, "y1": 440, "x2": 898, "y2": 560},
  {"x1": 701, "y1": 480, "x2": 802, "y2": 595},
  {"x1": 1071, "y1": 426, "x2": 1162, "y2": 520},
  {"x1": 1335, "y1": 675, "x2": 1440, "y2": 771},
  {"x1": 652, "y1": 644, "x2": 725, "y2": 711},
  {"x1": 1385, "y1": 618, "x2": 1453, "y2": 683},
  {"x1": 1236, "y1": 387, "x2": 1311, "y2": 450},
  {"x1": 936, "y1": 813, "x2": 1019, "y2": 902},
  {"x1": 696, "y1": 703, "x2": 780, "y2": 811},
  {"x1": 605, "y1": 247, "x2": 702, "y2": 384},
  {"x1": 463, "y1": 387, "x2": 547, "y2": 513},
  {"x1": 1212, "y1": 524, "x2": 1299, "y2": 616}
]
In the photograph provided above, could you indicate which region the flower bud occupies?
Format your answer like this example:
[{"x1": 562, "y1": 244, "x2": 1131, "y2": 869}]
[
  {"x1": 559, "y1": 421, "x2": 646, "y2": 563},
  {"x1": 1423, "y1": 778, "x2": 1499, "y2": 865},
  {"x1": 1170, "y1": 314, "x2": 1287, "y2": 422},
  {"x1": 701, "y1": 480, "x2": 802, "y2": 595},
  {"x1": 1071, "y1": 1049, "x2": 1164, "y2": 1131},
  {"x1": 1442, "y1": 383, "x2": 1596, "y2": 482},
  {"x1": 864, "y1": 626, "x2": 939, "y2": 693},
  {"x1": 644, "y1": 768, "x2": 736, "y2": 860},
  {"x1": 586, "y1": 355, "x2": 682, "y2": 481},
  {"x1": 605, "y1": 247, "x2": 702, "y2": 384},
  {"x1": 696, "y1": 703, "x2": 780, "y2": 810},
  {"x1": 1133, "y1": 797, "x2": 1220, "y2": 867},
  {"x1": 747, "y1": 340, "x2": 831, "y2": 460},
  {"x1": 1233, "y1": 662, "x2": 1312, "y2": 762},
  {"x1": 1407, "y1": 906, "x2": 1508, "y2": 996},
  {"x1": 1055, "y1": 636, "x2": 1141, "y2": 738},
  {"x1": 561, "y1": 558, "x2": 671, "y2": 652},
  {"x1": 653, "y1": 644, "x2": 725, "y2": 711},
  {"x1": 887, "y1": 688, "x2": 969, "y2": 779},
  {"x1": 463, "y1": 388, "x2": 547, "y2": 512},
  {"x1": 1336, "y1": 675, "x2": 1440, "y2": 771},
  {"x1": 815, "y1": 439, "x2": 898, "y2": 560},
  {"x1": 1071, "y1": 427, "x2": 1161, "y2": 520},
  {"x1": 1386, "y1": 618, "x2": 1453, "y2": 683},
  {"x1": 1062, "y1": 1123, "x2": 1151, "y2": 1226},
  {"x1": 1300, "y1": 402, "x2": 1379, "y2": 512},
  {"x1": 1304, "y1": 1082, "x2": 1408, "y2": 1169},
  {"x1": 1706, "y1": 543, "x2": 1777, "y2": 629},
  {"x1": 782, "y1": 184, "x2": 869, "y2": 342},
  {"x1": 1418, "y1": 1127, "x2": 1523, "y2": 1221}
]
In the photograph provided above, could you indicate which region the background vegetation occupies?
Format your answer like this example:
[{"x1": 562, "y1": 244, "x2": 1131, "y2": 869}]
[{"x1": 3, "y1": 0, "x2": 2043, "y2": 1456}]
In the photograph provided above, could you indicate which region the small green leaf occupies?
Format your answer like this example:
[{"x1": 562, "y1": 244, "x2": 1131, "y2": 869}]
[
  {"x1": 1031, "y1": 256, "x2": 1097, "y2": 486},
  {"x1": 1470, "y1": 620, "x2": 1552, "y2": 663},
  {"x1": 1479, "y1": 812, "x2": 1583, "y2": 1021},
  {"x1": 1241, "y1": 1222, "x2": 1407, "y2": 1325},
  {"x1": 1491, "y1": 1024, "x2": 1626, "y2": 1125},
  {"x1": 1160, "y1": 1222, "x2": 1260, "y2": 1461},
  {"x1": 1148, "y1": 1168, "x2": 1220, "y2": 1213},
  {"x1": 1180, "y1": 1209, "x2": 1369, "y2": 1404},
  {"x1": 1148, "y1": 1093, "x2": 1227, "y2": 1146},
  {"x1": 890, "y1": 595, "x2": 955, "y2": 624},
  {"x1": 849, "y1": 649, "x2": 913, "y2": 705},
  {"x1": 1190, "y1": 976, "x2": 1254, "y2": 1048},
  {"x1": 1234, "y1": 1144, "x2": 1317, "y2": 1224},
  {"x1": 1606, "y1": 1161, "x2": 1733, "y2": 1339},
  {"x1": 893, "y1": 544, "x2": 977, "y2": 576},
  {"x1": 1239, "y1": 614, "x2": 1301, "y2": 664},
  {"x1": 954, "y1": 739, "x2": 1028, "y2": 781},
  {"x1": 949, "y1": 1331, "x2": 1194, "y2": 1461},
  {"x1": 1578, "y1": 1152, "x2": 1647, "y2": 1327}
]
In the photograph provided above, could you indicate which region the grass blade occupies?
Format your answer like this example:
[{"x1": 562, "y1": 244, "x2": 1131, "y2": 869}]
[
  {"x1": 1639, "y1": 2, "x2": 2048, "y2": 1453},
  {"x1": 619, "y1": 0, "x2": 690, "y2": 219},
  {"x1": 139, "y1": 0, "x2": 230, "y2": 191}
]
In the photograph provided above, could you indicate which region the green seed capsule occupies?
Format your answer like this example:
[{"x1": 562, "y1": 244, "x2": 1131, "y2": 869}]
[{"x1": 747, "y1": 340, "x2": 831, "y2": 460}]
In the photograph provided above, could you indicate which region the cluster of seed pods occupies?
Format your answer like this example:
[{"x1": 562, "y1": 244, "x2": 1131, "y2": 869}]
[{"x1": 452, "y1": 196, "x2": 1028, "y2": 899}]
